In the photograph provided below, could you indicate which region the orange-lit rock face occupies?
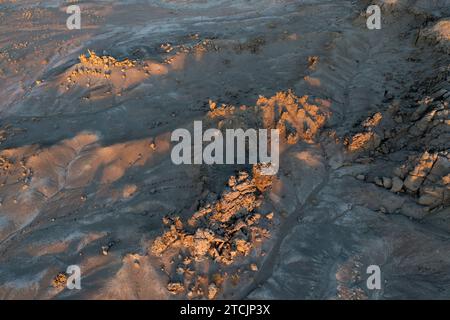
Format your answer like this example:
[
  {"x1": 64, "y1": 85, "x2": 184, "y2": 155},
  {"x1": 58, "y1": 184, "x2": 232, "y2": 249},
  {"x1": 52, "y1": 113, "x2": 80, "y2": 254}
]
[
  {"x1": 257, "y1": 91, "x2": 329, "y2": 144},
  {"x1": 150, "y1": 165, "x2": 274, "y2": 298},
  {"x1": 422, "y1": 18, "x2": 450, "y2": 53},
  {"x1": 151, "y1": 166, "x2": 273, "y2": 261},
  {"x1": 63, "y1": 50, "x2": 168, "y2": 95},
  {"x1": 207, "y1": 90, "x2": 330, "y2": 146}
]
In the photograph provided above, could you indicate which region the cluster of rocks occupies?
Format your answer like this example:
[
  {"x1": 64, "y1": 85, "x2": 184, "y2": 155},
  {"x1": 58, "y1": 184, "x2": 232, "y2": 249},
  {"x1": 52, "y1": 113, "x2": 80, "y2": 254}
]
[
  {"x1": 0, "y1": 125, "x2": 26, "y2": 146},
  {"x1": 350, "y1": 50, "x2": 449, "y2": 213},
  {"x1": 421, "y1": 18, "x2": 450, "y2": 55},
  {"x1": 66, "y1": 50, "x2": 138, "y2": 87},
  {"x1": 368, "y1": 151, "x2": 450, "y2": 209},
  {"x1": 0, "y1": 156, "x2": 13, "y2": 174},
  {"x1": 152, "y1": 90, "x2": 331, "y2": 299},
  {"x1": 0, "y1": 155, "x2": 32, "y2": 189},
  {"x1": 151, "y1": 165, "x2": 273, "y2": 262},
  {"x1": 78, "y1": 49, "x2": 136, "y2": 69},
  {"x1": 160, "y1": 37, "x2": 220, "y2": 57},
  {"x1": 51, "y1": 272, "x2": 68, "y2": 289},
  {"x1": 257, "y1": 90, "x2": 330, "y2": 144},
  {"x1": 62, "y1": 49, "x2": 162, "y2": 95},
  {"x1": 151, "y1": 164, "x2": 274, "y2": 299},
  {"x1": 232, "y1": 37, "x2": 266, "y2": 54},
  {"x1": 207, "y1": 90, "x2": 330, "y2": 145},
  {"x1": 346, "y1": 112, "x2": 383, "y2": 153}
]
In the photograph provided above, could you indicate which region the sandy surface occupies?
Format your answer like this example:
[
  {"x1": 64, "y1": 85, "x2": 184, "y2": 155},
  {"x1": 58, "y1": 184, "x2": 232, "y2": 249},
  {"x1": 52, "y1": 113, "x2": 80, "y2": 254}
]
[{"x1": 0, "y1": 0, "x2": 449, "y2": 299}]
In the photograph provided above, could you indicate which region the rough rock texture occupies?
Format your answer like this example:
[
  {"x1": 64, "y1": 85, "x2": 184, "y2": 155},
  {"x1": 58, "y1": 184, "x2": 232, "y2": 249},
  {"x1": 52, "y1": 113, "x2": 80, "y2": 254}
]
[
  {"x1": 150, "y1": 165, "x2": 273, "y2": 298},
  {"x1": 0, "y1": 0, "x2": 449, "y2": 300}
]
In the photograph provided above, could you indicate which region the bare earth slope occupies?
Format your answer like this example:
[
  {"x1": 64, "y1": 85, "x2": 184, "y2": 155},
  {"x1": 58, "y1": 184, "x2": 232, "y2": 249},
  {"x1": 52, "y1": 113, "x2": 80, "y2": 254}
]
[{"x1": 0, "y1": 0, "x2": 449, "y2": 299}]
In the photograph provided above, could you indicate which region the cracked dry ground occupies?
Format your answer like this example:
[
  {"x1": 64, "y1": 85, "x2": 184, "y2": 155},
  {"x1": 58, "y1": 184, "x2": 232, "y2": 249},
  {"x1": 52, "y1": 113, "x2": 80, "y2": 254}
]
[{"x1": 0, "y1": 0, "x2": 449, "y2": 299}]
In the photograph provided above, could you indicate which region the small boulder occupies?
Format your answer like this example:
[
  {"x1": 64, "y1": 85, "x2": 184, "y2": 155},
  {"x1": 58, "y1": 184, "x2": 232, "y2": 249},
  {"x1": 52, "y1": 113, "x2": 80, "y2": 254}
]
[
  {"x1": 374, "y1": 176, "x2": 384, "y2": 187},
  {"x1": 390, "y1": 177, "x2": 404, "y2": 193},
  {"x1": 382, "y1": 177, "x2": 392, "y2": 189}
]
